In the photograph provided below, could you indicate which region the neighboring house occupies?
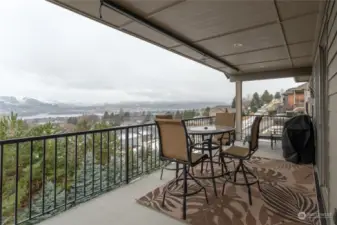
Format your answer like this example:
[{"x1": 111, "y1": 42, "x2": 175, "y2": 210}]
[
  {"x1": 209, "y1": 105, "x2": 236, "y2": 116},
  {"x1": 282, "y1": 83, "x2": 308, "y2": 111}
]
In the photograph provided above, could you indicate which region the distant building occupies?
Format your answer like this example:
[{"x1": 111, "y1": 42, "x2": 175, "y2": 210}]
[
  {"x1": 282, "y1": 83, "x2": 308, "y2": 111},
  {"x1": 209, "y1": 105, "x2": 236, "y2": 116}
]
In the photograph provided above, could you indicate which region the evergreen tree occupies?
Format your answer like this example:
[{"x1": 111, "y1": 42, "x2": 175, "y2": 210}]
[
  {"x1": 174, "y1": 110, "x2": 183, "y2": 119},
  {"x1": 261, "y1": 90, "x2": 273, "y2": 104},
  {"x1": 250, "y1": 92, "x2": 262, "y2": 113},
  {"x1": 274, "y1": 92, "x2": 281, "y2": 99},
  {"x1": 183, "y1": 110, "x2": 195, "y2": 119},
  {"x1": 203, "y1": 107, "x2": 210, "y2": 116},
  {"x1": 102, "y1": 111, "x2": 110, "y2": 121}
]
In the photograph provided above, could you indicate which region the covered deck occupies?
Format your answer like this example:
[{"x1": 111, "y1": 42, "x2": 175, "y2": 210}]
[
  {"x1": 0, "y1": 0, "x2": 330, "y2": 224},
  {"x1": 39, "y1": 141, "x2": 306, "y2": 225}
]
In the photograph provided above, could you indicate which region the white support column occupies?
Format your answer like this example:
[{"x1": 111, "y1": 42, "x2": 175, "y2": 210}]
[{"x1": 235, "y1": 81, "x2": 242, "y2": 140}]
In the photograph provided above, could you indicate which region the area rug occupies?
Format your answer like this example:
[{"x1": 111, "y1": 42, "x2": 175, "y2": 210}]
[{"x1": 136, "y1": 157, "x2": 320, "y2": 225}]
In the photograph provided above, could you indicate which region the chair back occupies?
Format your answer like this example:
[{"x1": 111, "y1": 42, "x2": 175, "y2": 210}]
[
  {"x1": 249, "y1": 116, "x2": 263, "y2": 152},
  {"x1": 215, "y1": 113, "x2": 235, "y2": 127},
  {"x1": 155, "y1": 119, "x2": 190, "y2": 162},
  {"x1": 214, "y1": 113, "x2": 235, "y2": 142},
  {"x1": 155, "y1": 114, "x2": 173, "y2": 119}
]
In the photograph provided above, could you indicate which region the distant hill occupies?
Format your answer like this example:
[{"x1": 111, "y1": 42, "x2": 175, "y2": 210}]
[{"x1": 0, "y1": 96, "x2": 227, "y2": 116}]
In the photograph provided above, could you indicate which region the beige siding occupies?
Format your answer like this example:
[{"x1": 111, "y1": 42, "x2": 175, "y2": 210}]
[
  {"x1": 312, "y1": 0, "x2": 337, "y2": 221},
  {"x1": 328, "y1": 1, "x2": 336, "y2": 39},
  {"x1": 327, "y1": 0, "x2": 337, "y2": 220},
  {"x1": 328, "y1": 51, "x2": 337, "y2": 78}
]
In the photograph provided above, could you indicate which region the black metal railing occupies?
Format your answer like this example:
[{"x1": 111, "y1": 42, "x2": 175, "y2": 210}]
[
  {"x1": 241, "y1": 115, "x2": 291, "y2": 140},
  {"x1": 184, "y1": 116, "x2": 215, "y2": 143},
  {"x1": 0, "y1": 116, "x2": 213, "y2": 225}
]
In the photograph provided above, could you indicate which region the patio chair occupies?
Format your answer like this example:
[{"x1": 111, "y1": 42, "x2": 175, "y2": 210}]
[
  {"x1": 203, "y1": 112, "x2": 236, "y2": 172},
  {"x1": 155, "y1": 119, "x2": 209, "y2": 220},
  {"x1": 220, "y1": 115, "x2": 263, "y2": 205},
  {"x1": 155, "y1": 114, "x2": 183, "y2": 180},
  {"x1": 213, "y1": 112, "x2": 236, "y2": 145}
]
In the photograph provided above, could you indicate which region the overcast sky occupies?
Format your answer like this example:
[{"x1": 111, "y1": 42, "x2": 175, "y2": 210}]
[{"x1": 0, "y1": 0, "x2": 299, "y2": 104}]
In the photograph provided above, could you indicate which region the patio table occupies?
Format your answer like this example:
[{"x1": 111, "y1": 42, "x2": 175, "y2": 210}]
[{"x1": 187, "y1": 125, "x2": 235, "y2": 196}]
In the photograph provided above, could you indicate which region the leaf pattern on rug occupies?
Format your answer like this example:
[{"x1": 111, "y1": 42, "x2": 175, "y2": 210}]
[
  {"x1": 261, "y1": 183, "x2": 319, "y2": 225},
  {"x1": 187, "y1": 184, "x2": 251, "y2": 225},
  {"x1": 252, "y1": 167, "x2": 287, "y2": 185},
  {"x1": 292, "y1": 168, "x2": 314, "y2": 185},
  {"x1": 137, "y1": 157, "x2": 319, "y2": 225}
]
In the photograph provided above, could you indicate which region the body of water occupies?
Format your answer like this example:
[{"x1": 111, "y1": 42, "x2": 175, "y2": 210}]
[{"x1": 20, "y1": 113, "x2": 104, "y2": 120}]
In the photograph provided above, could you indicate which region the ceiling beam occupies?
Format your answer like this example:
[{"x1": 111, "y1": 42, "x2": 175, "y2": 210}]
[
  {"x1": 229, "y1": 67, "x2": 312, "y2": 82},
  {"x1": 273, "y1": 0, "x2": 293, "y2": 67},
  {"x1": 101, "y1": 0, "x2": 239, "y2": 72},
  {"x1": 119, "y1": 0, "x2": 186, "y2": 29},
  {"x1": 294, "y1": 75, "x2": 311, "y2": 83}
]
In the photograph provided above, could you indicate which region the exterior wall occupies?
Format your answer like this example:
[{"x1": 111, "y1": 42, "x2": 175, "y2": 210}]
[
  {"x1": 326, "y1": 0, "x2": 337, "y2": 219},
  {"x1": 284, "y1": 95, "x2": 293, "y2": 110},
  {"x1": 313, "y1": 0, "x2": 337, "y2": 222},
  {"x1": 283, "y1": 92, "x2": 305, "y2": 110},
  {"x1": 287, "y1": 92, "x2": 305, "y2": 108}
]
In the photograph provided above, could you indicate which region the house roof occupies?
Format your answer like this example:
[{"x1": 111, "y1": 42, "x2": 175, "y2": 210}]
[
  {"x1": 283, "y1": 83, "x2": 308, "y2": 95},
  {"x1": 47, "y1": 0, "x2": 323, "y2": 81}
]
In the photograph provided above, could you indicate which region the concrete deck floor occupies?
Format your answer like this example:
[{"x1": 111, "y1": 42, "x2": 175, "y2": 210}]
[{"x1": 40, "y1": 141, "x2": 283, "y2": 225}]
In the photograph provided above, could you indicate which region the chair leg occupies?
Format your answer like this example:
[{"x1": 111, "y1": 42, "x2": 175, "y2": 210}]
[
  {"x1": 160, "y1": 161, "x2": 171, "y2": 180},
  {"x1": 242, "y1": 163, "x2": 262, "y2": 193},
  {"x1": 241, "y1": 162, "x2": 252, "y2": 205},
  {"x1": 200, "y1": 149, "x2": 204, "y2": 174},
  {"x1": 222, "y1": 179, "x2": 228, "y2": 196},
  {"x1": 233, "y1": 161, "x2": 241, "y2": 182},
  {"x1": 208, "y1": 149, "x2": 218, "y2": 196},
  {"x1": 219, "y1": 155, "x2": 225, "y2": 175},
  {"x1": 183, "y1": 164, "x2": 187, "y2": 220},
  {"x1": 220, "y1": 156, "x2": 227, "y2": 195},
  {"x1": 188, "y1": 165, "x2": 195, "y2": 176},
  {"x1": 187, "y1": 170, "x2": 209, "y2": 204},
  {"x1": 160, "y1": 167, "x2": 164, "y2": 180}
]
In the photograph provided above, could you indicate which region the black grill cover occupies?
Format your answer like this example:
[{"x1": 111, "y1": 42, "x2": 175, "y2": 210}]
[{"x1": 282, "y1": 115, "x2": 315, "y2": 164}]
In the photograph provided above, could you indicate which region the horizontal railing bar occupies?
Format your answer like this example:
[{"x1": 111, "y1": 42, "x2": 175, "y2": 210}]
[
  {"x1": 0, "y1": 123, "x2": 155, "y2": 144},
  {"x1": 0, "y1": 117, "x2": 215, "y2": 144}
]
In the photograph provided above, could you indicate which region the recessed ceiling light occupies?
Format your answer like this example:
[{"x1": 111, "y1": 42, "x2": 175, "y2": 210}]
[{"x1": 233, "y1": 43, "x2": 243, "y2": 48}]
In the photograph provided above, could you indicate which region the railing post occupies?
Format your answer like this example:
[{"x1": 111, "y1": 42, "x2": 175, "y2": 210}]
[
  {"x1": 235, "y1": 80, "x2": 243, "y2": 140},
  {"x1": 125, "y1": 128, "x2": 129, "y2": 184}
]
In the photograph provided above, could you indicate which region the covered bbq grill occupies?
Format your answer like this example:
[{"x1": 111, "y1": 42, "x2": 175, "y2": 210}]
[{"x1": 282, "y1": 114, "x2": 315, "y2": 164}]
